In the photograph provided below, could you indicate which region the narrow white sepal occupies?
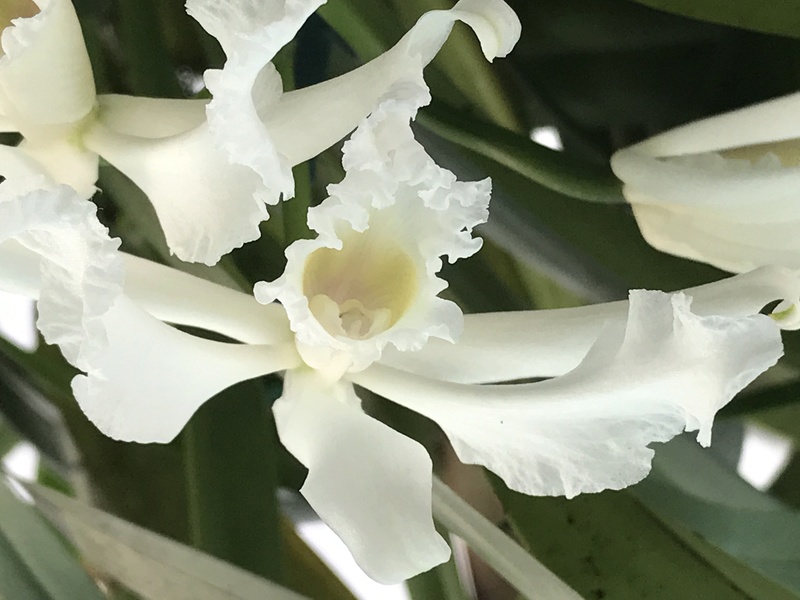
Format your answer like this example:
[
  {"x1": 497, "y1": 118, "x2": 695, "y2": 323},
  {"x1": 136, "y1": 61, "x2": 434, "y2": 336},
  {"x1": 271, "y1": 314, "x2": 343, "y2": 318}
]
[
  {"x1": 274, "y1": 370, "x2": 450, "y2": 584},
  {"x1": 378, "y1": 266, "x2": 800, "y2": 383},
  {"x1": 72, "y1": 295, "x2": 301, "y2": 443}
]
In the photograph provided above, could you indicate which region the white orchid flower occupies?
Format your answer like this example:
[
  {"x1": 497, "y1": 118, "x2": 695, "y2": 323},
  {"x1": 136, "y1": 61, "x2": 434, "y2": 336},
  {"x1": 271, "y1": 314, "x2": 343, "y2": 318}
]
[
  {"x1": 0, "y1": 0, "x2": 519, "y2": 265},
  {"x1": 610, "y1": 92, "x2": 800, "y2": 273},
  {"x1": 2, "y1": 68, "x2": 795, "y2": 583}
]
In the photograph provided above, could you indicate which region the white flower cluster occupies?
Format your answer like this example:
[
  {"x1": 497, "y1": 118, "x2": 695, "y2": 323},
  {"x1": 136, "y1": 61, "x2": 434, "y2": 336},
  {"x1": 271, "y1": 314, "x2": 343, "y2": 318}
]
[{"x1": 0, "y1": 0, "x2": 796, "y2": 584}]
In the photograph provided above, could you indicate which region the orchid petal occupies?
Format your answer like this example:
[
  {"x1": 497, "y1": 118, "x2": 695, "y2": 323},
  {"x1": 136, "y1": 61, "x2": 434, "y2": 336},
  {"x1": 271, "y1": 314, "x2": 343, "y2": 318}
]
[
  {"x1": 0, "y1": 114, "x2": 18, "y2": 131},
  {"x1": 189, "y1": 0, "x2": 519, "y2": 212},
  {"x1": 0, "y1": 239, "x2": 41, "y2": 298},
  {"x1": 611, "y1": 147, "x2": 800, "y2": 271},
  {"x1": 257, "y1": 87, "x2": 490, "y2": 375},
  {"x1": 96, "y1": 94, "x2": 208, "y2": 139},
  {"x1": 0, "y1": 0, "x2": 95, "y2": 130},
  {"x1": 267, "y1": 0, "x2": 520, "y2": 167},
  {"x1": 83, "y1": 121, "x2": 265, "y2": 265},
  {"x1": 73, "y1": 295, "x2": 301, "y2": 443},
  {"x1": 631, "y1": 92, "x2": 800, "y2": 157},
  {"x1": 611, "y1": 149, "x2": 800, "y2": 223},
  {"x1": 378, "y1": 266, "x2": 800, "y2": 382},
  {"x1": 123, "y1": 253, "x2": 291, "y2": 345},
  {"x1": 352, "y1": 290, "x2": 783, "y2": 497},
  {"x1": 0, "y1": 146, "x2": 122, "y2": 370},
  {"x1": 275, "y1": 370, "x2": 450, "y2": 583},
  {"x1": 17, "y1": 136, "x2": 98, "y2": 198},
  {"x1": 186, "y1": 0, "x2": 325, "y2": 207},
  {"x1": 630, "y1": 199, "x2": 800, "y2": 274},
  {"x1": 610, "y1": 93, "x2": 800, "y2": 273}
]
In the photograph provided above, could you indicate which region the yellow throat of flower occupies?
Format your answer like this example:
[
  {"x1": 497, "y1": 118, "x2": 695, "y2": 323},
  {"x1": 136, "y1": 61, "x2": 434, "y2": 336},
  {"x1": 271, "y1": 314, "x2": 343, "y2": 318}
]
[
  {"x1": 721, "y1": 137, "x2": 800, "y2": 167},
  {"x1": 303, "y1": 232, "x2": 418, "y2": 341}
]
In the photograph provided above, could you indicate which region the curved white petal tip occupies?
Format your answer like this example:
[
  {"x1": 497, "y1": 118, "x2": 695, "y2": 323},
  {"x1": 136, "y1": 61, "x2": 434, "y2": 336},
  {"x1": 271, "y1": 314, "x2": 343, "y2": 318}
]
[{"x1": 452, "y1": 0, "x2": 521, "y2": 60}]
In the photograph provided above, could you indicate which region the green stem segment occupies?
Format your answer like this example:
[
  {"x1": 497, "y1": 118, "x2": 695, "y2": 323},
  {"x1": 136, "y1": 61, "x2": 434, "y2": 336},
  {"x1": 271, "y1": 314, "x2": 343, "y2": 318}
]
[
  {"x1": 418, "y1": 101, "x2": 626, "y2": 204},
  {"x1": 431, "y1": 477, "x2": 582, "y2": 600}
]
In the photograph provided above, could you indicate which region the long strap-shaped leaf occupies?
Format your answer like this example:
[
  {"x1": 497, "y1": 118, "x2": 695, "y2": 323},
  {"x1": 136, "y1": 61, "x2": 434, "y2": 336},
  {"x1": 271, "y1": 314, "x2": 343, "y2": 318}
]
[
  {"x1": 25, "y1": 482, "x2": 310, "y2": 600},
  {"x1": 0, "y1": 478, "x2": 105, "y2": 600},
  {"x1": 431, "y1": 476, "x2": 583, "y2": 600}
]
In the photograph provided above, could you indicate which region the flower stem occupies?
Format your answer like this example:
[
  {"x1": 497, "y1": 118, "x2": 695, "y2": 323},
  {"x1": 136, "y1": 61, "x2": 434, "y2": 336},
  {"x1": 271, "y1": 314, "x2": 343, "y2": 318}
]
[{"x1": 431, "y1": 476, "x2": 583, "y2": 600}]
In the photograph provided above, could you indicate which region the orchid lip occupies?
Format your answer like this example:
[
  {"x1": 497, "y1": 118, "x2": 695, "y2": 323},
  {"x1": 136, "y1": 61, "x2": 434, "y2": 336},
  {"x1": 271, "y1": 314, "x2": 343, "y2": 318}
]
[{"x1": 302, "y1": 236, "x2": 419, "y2": 341}]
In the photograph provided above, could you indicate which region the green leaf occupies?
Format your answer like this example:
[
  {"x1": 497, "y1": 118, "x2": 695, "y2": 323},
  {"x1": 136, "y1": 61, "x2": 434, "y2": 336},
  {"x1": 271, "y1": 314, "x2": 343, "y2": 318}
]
[
  {"x1": 493, "y1": 476, "x2": 766, "y2": 599},
  {"x1": 0, "y1": 480, "x2": 105, "y2": 600},
  {"x1": 317, "y1": 0, "x2": 396, "y2": 61},
  {"x1": 280, "y1": 518, "x2": 358, "y2": 600},
  {"x1": 0, "y1": 417, "x2": 19, "y2": 458},
  {"x1": 753, "y1": 402, "x2": 800, "y2": 446},
  {"x1": 626, "y1": 0, "x2": 800, "y2": 39},
  {"x1": 0, "y1": 338, "x2": 192, "y2": 543},
  {"x1": 632, "y1": 437, "x2": 800, "y2": 594},
  {"x1": 116, "y1": 0, "x2": 183, "y2": 97},
  {"x1": 418, "y1": 101, "x2": 624, "y2": 204},
  {"x1": 27, "y1": 483, "x2": 311, "y2": 600},
  {"x1": 428, "y1": 131, "x2": 724, "y2": 293},
  {"x1": 184, "y1": 377, "x2": 284, "y2": 582}
]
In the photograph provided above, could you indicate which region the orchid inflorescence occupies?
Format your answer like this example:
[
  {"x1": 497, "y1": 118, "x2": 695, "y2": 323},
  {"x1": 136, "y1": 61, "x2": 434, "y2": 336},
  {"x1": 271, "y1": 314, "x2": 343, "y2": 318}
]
[{"x1": 1, "y1": 0, "x2": 799, "y2": 589}]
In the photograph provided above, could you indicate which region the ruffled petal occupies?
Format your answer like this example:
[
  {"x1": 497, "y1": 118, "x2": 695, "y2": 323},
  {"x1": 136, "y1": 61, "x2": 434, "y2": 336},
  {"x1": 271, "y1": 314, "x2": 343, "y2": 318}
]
[
  {"x1": 73, "y1": 294, "x2": 301, "y2": 443},
  {"x1": 186, "y1": 0, "x2": 324, "y2": 207},
  {"x1": 274, "y1": 370, "x2": 450, "y2": 583},
  {"x1": 378, "y1": 266, "x2": 800, "y2": 383},
  {"x1": 351, "y1": 290, "x2": 783, "y2": 498},
  {"x1": 0, "y1": 146, "x2": 122, "y2": 370},
  {"x1": 256, "y1": 85, "x2": 490, "y2": 375},
  {"x1": 123, "y1": 253, "x2": 291, "y2": 345},
  {"x1": 0, "y1": 0, "x2": 95, "y2": 131},
  {"x1": 268, "y1": 0, "x2": 519, "y2": 167},
  {"x1": 83, "y1": 121, "x2": 266, "y2": 265},
  {"x1": 190, "y1": 0, "x2": 519, "y2": 211}
]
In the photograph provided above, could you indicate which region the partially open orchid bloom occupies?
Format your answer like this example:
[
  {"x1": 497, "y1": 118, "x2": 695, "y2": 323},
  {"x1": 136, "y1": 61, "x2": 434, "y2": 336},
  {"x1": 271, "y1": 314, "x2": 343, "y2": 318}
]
[
  {"x1": 3, "y1": 75, "x2": 796, "y2": 583},
  {"x1": 0, "y1": 0, "x2": 520, "y2": 265},
  {"x1": 610, "y1": 93, "x2": 800, "y2": 273}
]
